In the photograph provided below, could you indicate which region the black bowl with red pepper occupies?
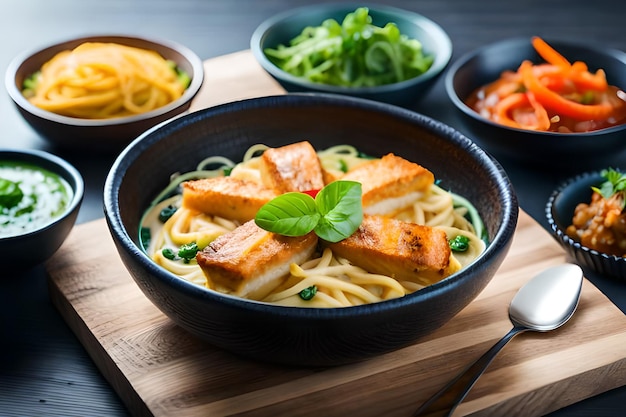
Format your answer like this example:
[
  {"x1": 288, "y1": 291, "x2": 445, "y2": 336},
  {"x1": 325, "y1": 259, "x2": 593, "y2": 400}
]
[
  {"x1": 445, "y1": 37, "x2": 626, "y2": 165},
  {"x1": 104, "y1": 93, "x2": 518, "y2": 367},
  {"x1": 546, "y1": 168, "x2": 626, "y2": 281}
]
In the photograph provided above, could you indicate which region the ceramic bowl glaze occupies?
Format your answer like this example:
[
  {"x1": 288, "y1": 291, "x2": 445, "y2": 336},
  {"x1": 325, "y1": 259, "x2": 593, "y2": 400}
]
[{"x1": 104, "y1": 93, "x2": 518, "y2": 366}]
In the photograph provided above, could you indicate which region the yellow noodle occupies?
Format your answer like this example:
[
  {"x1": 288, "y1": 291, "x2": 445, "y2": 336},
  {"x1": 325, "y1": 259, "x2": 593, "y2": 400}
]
[
  {"x1": 141, "y1": 144, "x2": 487, "y2": 308},
  {"x1": 26, "y1": 42, "x2": 186, "y2": 119}
]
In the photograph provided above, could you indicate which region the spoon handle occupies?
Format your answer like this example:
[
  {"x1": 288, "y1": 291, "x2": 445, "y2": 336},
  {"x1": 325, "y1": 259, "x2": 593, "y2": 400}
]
[{"x1": 413, "y1": 326, "x2": 527, "y2": 417}]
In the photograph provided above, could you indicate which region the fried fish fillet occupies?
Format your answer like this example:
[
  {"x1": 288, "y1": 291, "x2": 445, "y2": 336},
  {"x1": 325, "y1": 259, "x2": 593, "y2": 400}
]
[
  {"x1": 181, "y1": 176, "x2": 277, "y2": 223},
  {"x1": 325, "y1": 215, "x2": 459, "y2": 286},
  {"x1": 340, "y1": 153, "x2": 435, "y2": 215},
  {"x1": 196, "y1": 220, "x2": 319, "y2": 300},
  {"x1": 260, "y1": 141, "x2": 326, "y2": 193}
]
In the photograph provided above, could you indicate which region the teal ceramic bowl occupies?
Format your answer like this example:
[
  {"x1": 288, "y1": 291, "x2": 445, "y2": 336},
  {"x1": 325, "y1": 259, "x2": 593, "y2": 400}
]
[{"x1": 251, "y1": 4, "x2": 452, "y2": 107}]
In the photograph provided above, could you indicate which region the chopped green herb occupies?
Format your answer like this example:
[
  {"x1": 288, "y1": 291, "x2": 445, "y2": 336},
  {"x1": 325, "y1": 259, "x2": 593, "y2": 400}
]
[
  {"x1": 254, "y1": 180, "x2": 363, "y2": 242},
  {"x1": 580, "y1": 91, "x2": 595, "y2": 104},
  {"x1": 0, "y1": 178, "x2": 24, "y2": 209},
  {"x1": 162, "y1": 248, "x2": 177, "y2": 260},
  {"x1": 140, "y1": 227, "x2": 151, "y2": 251},
  {"x1": 338, "y1": 159, "x2": 349, "y2": 173},
  {"x1": 449, "y1": 235, "x2": 470, "y2": 252},
  {"x1": 167, "y1": 60, "x2": 191, "y2": 89},
  {"x1": 299, "y1": 285, "x2": 318, "y2": 301},
  {"x1": 21, "y1": 71, "x2": 41, "y2": 98},
  {"x1": 592, "y1": 168, "x2": 626, "y2": 210},
  {"x1": 178, "y1": 242, "x2": 199, "y2": 263},
  {"x1": 158, "y1": 205, "x2": 178, "y2": 222}
]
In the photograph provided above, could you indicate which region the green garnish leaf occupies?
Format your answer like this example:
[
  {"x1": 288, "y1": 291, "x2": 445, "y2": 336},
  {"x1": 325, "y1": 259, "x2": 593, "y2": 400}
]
[
  {"x1": 338, "y1": 159, "x2": 349, "y2": 173},
  {"x1": 299, "y1": 285, "x2": 318, "y2": 301},
  {"x1": 178, "y1": 242, "x2": 199, "y2": 263},
  {"x1": 314, "y1": 181, "x2": 363, "y2": 242},
  {"x1": 254, "y1": 192, "x2": 320, "y2": 236},
  {"x1": 449, "y1": 235, "x2": 470, "y2": 252},
  {"x1": 254, "y1": 181, "x2": 363, "y2": 242},
  {"x1": 0, "y1": 178, "x2": 24, "y2": 209},
  {"x1": 140, "y1": 227, "x2": 151, "y2": 251},
  {"x1": 22, "y1": 71, "x2": 41, "y2": 98},
  {"x1": 158, "y1": 205, "x2": 178, "y2": 223},
  {"x1": 592, "y1": 168, "x2": 626, "y2": 210},
  {"x1": 162, "y1": 248, "x2": 177, "y2": 260}
]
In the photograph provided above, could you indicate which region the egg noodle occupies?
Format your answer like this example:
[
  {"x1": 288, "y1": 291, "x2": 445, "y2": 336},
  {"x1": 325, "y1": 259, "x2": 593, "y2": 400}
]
[
  {"x1": 140, "y1": 144, "x2": 486, "y2": 308},
  {"x1": 24, "y1": 42, "x2": 187, "y2": 119}
]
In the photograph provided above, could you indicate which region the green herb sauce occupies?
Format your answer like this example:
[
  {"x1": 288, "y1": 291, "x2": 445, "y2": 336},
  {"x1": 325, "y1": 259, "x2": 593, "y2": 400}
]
[{"x1": 0, "y1": 161, "x2": 72, "y2": 237}]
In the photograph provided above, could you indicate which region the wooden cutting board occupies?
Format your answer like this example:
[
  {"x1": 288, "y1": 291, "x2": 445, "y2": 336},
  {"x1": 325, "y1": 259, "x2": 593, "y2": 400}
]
[{"x1": 46, "y1": 51, "x2": 626, "y2": 417}]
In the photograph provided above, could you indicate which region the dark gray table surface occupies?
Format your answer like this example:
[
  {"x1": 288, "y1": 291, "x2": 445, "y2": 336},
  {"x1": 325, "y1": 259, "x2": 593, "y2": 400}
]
[{"x1": 1, "y1": 1, "x2": 625, "y2": 416}]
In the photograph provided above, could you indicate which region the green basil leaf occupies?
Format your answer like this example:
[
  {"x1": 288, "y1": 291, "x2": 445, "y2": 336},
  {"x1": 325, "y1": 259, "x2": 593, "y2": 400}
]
[
  {"x1": 0, "y1": 178, "x2": 24, "y2": 209},
  {"x1": 314, "y1": 181, "x2": 363, "y2": 242},
  {"x1": 255, "y1": 192, "x2": 320, "y2": 236}
]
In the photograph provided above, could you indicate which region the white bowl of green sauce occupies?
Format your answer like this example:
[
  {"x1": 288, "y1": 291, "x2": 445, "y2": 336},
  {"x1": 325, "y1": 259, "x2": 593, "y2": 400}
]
[{"x1": 0, "y1": 149, "x2": 83, "y2": 270}]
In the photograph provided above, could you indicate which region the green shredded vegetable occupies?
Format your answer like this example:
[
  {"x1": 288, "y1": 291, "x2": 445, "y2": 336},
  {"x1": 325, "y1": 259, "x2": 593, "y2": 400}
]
[{"x1": 264, "y1": 7, "x2": 434, "y2": 87}]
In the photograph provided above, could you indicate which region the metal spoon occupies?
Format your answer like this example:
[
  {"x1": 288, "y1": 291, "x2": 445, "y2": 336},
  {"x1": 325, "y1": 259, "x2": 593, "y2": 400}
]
[{"x1": 413, "y1": 263, "x2": 584, "y2": 417}]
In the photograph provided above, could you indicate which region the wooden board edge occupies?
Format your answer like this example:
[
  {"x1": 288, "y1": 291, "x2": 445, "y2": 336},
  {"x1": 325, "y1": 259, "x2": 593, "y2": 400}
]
[{"x1": 47, "y1": 272, "x2": 154, "y2": 417}]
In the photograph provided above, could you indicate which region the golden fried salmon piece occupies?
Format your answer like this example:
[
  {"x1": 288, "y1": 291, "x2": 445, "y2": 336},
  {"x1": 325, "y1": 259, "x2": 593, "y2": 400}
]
[
  {"x1": 325, "y1": 215, "x2": 459, "y2": 286},
  {"x1": 340, "y1": 153, "x2": 435, "y2": 215},
  {"x1": 181, "y1": 176, "x2": 277, "y2": 223},
  {"x1": 260, "y1": 141, "x2": 326, "y2": 193},
  {"x1": 197, "y1": 220, "x2": 319, "y2": 300}
]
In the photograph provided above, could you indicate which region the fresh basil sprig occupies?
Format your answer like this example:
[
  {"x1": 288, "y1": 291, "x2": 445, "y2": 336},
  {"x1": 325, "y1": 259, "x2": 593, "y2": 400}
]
[
  {"x1": 254, "y1": 181, "x2": 363, "y2": 242},
  {"x1": 592, "y1": 168, "x2": 626, "y2": 210}
]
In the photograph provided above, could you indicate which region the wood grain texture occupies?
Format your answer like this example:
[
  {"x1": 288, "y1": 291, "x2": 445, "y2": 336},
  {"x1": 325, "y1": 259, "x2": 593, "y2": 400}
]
[{"x1": 45, "y1": 51, "x2": 626, "y2": 417}]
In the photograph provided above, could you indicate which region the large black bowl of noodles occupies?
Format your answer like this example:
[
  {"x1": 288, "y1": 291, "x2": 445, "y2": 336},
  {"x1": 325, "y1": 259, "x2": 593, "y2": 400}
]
[
  {"x1": 5, "y1": 34, "x2": 204, "y2": 152},
  {"x1": 103, "y1": 93, "x2": 518, "y2": 366}
]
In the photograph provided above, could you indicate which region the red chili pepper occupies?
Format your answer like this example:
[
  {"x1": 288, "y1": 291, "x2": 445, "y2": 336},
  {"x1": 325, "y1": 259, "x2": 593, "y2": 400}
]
[
  {"x1": 302, "y1": 189, "x2": 320, "y2": 198},
  {"x1": 520, "y1": 60, "x2": 614, "y2": 120}
]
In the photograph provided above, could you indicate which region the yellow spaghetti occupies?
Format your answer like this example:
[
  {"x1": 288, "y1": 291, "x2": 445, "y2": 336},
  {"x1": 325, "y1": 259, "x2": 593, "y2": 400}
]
[
  {"x1": 140, "y1": 144, "x2": 486, "y2": 308},
  {"x1": 23, "y1": 42, "x2": 189, "y2": 119}
]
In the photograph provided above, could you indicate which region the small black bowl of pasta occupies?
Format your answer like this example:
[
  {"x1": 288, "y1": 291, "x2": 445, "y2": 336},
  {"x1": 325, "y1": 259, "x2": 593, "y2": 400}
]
[
  {"x1": 5, "y1": 34, "x2": 204, "y2": 152},
  {"x1": 104, "y1": 93, "x2": 518, "y2": 367}
]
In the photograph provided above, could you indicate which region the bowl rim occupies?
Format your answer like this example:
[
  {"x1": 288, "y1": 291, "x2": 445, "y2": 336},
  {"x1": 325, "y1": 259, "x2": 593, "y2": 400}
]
[
  {"x1": 444, "y1": 36, "x2": 626, "y2": 137},
  {"x1": 250, "y1": 3, "x2": 452, "y2": 94},
  {"x1": 546, "y1": 170, "x2": 626, "y2": 263},
  {"x1": 104, "y1": 92, "x2": 518, "y2": 319},
  {"x1": 0, "y1": 148, "x2": 84, "y2": 240},
  {"x1": 4, "y1": 34, "x2": 205, "y2": 127}
]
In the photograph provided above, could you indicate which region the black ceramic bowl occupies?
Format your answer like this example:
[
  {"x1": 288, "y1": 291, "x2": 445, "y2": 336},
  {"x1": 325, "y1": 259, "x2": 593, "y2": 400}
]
[
  {"x1": 5, "y1": 34, "x2": 204, "y2": 152},
  {"x1": 445, "y1": 37, "x2": 626, "y2": 165},
  {"x1": 0, "y1": 149, "x2": 83, "y2": 270},
  {"x1": 251, "y1": 3, "x2": 452, "y2": 107},
  {"x1": 547, "y1": 170, "x2": 626, "y2": 281},
  {"x1": 103, "y1": 93, "x2": 518, "y2": 366}
]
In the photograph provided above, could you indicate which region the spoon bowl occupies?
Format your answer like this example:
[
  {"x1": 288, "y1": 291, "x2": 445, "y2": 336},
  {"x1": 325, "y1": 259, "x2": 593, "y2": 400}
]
[
  {"x1": 509, "y1": 263, "x2": 583, "y2": 331},
  {"x1": 414, "y1": 263, "x2": 584, "y2": 417}
]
